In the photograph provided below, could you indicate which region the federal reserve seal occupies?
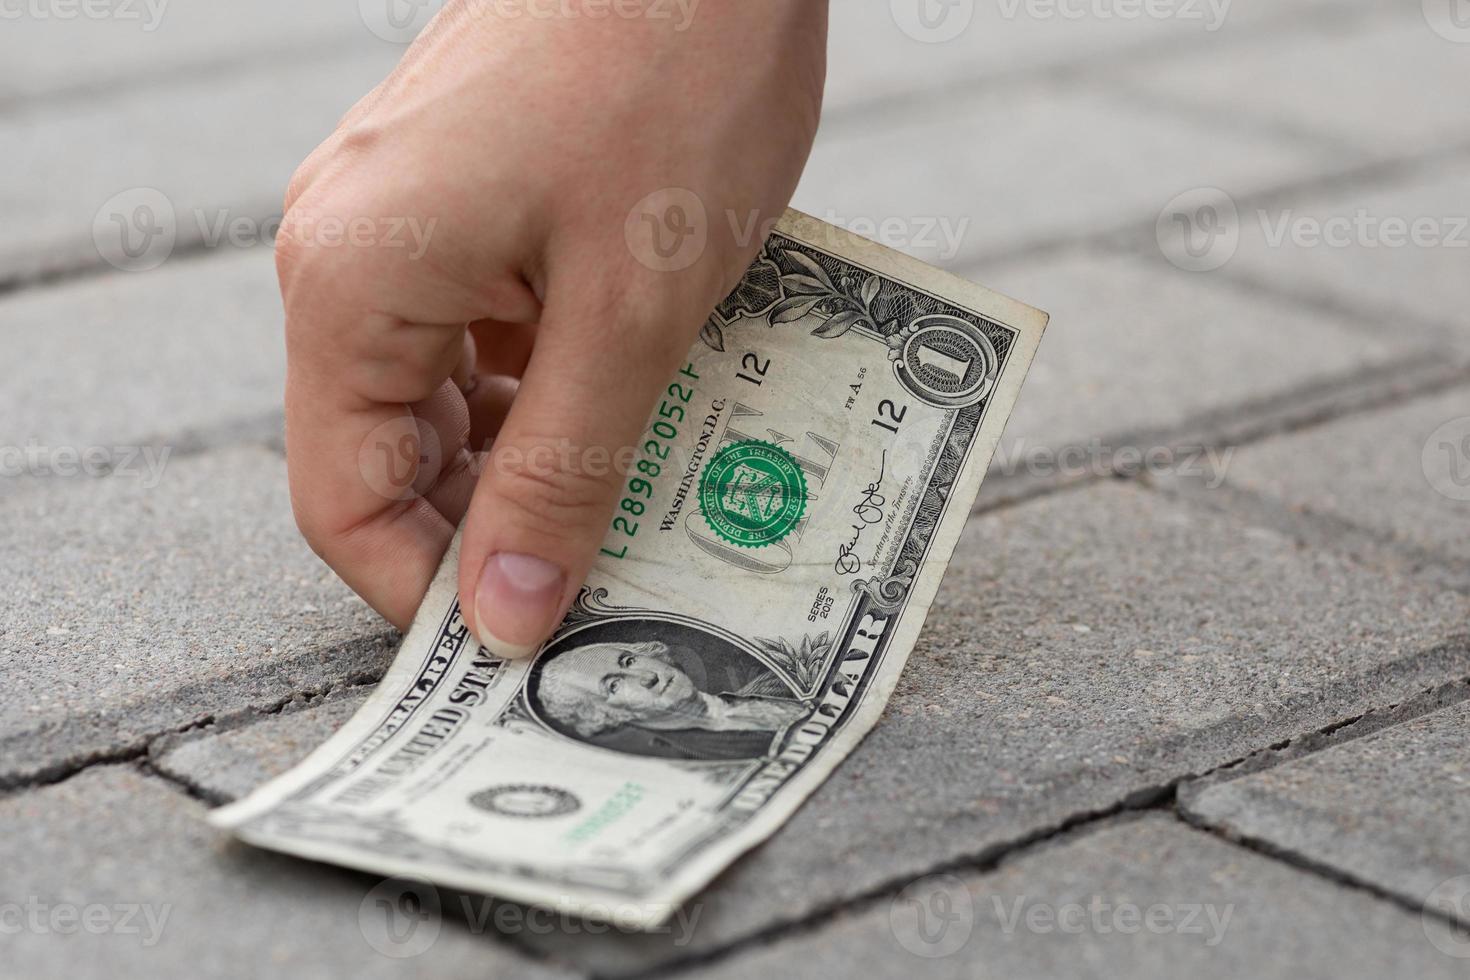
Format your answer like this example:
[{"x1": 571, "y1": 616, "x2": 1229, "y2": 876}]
[
  {"x1": 468, "y1": 784, "x2": 581, "y2": 819},
  {"x1": 889, "y1": 313, "x2": 999, "y2": 409},
  {"x1": 698, "y1": 440, "x2": 807, "y2": 548}
]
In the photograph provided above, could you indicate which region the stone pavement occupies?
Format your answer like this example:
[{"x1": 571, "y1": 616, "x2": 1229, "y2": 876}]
[{"x1": 3, "y1": 2, "x2": 1468, "y2": 977}]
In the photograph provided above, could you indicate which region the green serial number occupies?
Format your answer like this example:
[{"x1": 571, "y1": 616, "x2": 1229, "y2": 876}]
[{"x1": 600, "y1": 362, "x2": 700, "y2": 560}]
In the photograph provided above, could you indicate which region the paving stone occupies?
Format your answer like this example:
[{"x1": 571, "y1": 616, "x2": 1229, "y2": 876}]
[
  {"x1": 824, "y1": 0, "x2": 1378, "y2": 117},
  {"x1": 147, "y1": 481, "x2": 1470, "y2": 973},
  {"x1": 1, "y1": 249, "x2": 285, "y2": 459},
  {"x1": 970, "y1": 247, "x2": 1416, "y2": 469},
  {"x1": 1182, "y1": 699, "x2": 1470, "y2": 925},
  {"x1": 4, "y1": 47, "x2": 398, "y2": 284},
  {"x1": 1219, "y1": 385, "x2": 1470, "y2": 579},
  {"x1": 2, "y1": 766, "x2": 576, "y2": 980},
  {"x1": 153, "y1": 689, "x2": 369, "y2": 802},
  {"x1": 686, "y1": 816, "x2": 1464, "y2": 980},
  {"x1": 0, "y1": 3, "x2": 382, "y2": 101},
  {"x1": 1221, "y1": 162, "x2": 1470, "y2": 335},
  {"x1": 791, "y1": 83, "x2": 1333, "y2": 269},
  {"x1": 1121, "y1": 17, "x2": 1470, "y2": 157},
  {"x1": 0, "y1": 447, "x2": 396, "y2": 787}
]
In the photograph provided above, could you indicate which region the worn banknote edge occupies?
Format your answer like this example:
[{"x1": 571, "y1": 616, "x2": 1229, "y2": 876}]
[{"x1": 211, "y1": 208, "x2": 1049, "y2": 927}]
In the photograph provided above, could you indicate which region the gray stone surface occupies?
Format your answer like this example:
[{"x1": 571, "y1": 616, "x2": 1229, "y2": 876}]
[
  {"x1": 1218, "y1": 385, "x2": 1470, "y2": 578},
  {"x1": 1121, "y1": 16, "x2": 1470, "y2": 157},
  {"x1": 824, "y1": 0, "x2": 1381, "y2": 118},
  {"x1": 0, "y1": 4, "x2": 384, "y2": 101},
  {"x1": 1222, "y1": 162, "x2": 1470, "y2": 334},
  {"x1": 7, "y1": 2, "x2": 1469, "y2": 976},
  {"x1": 151, "y1": 482, "x2": 1470, "y2": 974},
  {"x1": 0, "y1": 447, "x2": 395, "y2": 787},
  {"x1": 790, "y1": 83, "x2": 1333, "y2": 268},
  {"x1": 1182, "y1": 699, "x2": 1470, "y2": 924},
  {"x1": 0, "y1": 249, "x2": 285, "y2": 459},
  {"x1": 153, "y1": 689, "x2": 369, "y2": 802},
  {"x1": 687, "y1": 815, "x2": 1464, "y2": 980},
  {"x1": 4, "y1": 48, "x2": 398, "y2": 284},
  {"x1": 2, "y1": 766, "x2": 575, "y2": 980},
  {"x1": 972, "y1": 247, "x2": 1421, "y2": 465}
]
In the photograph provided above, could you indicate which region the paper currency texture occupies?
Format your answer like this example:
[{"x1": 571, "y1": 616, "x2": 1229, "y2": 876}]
[{"x1": 211, "y1": 210, "x2": 1048, "y2": 927}]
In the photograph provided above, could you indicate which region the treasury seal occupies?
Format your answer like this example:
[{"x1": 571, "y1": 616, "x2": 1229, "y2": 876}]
[
  {"x1": 698, "y1": 440, "x2": 807, "y2": 548},
  {"x1": 468, "y1": 784, "x2": 581, "y2": 819}
]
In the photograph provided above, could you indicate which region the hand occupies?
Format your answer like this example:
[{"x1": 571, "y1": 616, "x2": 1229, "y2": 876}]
[{"x1": 278, "y1": 2, "x2": 827, "y2": 657}]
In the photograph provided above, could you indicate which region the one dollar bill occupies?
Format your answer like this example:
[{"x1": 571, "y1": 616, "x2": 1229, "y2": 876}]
[{"x1": 211, "y1": 210, "x2": 1048, "y2": 927}]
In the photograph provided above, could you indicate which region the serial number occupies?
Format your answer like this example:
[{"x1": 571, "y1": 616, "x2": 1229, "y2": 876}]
[{"x1": 600, "y1": 363, "x2": 700, "y2": 560}]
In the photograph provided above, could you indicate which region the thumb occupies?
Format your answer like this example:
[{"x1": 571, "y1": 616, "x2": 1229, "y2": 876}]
[{"x1": 456, "y1": 281, "x2": 705, "y2": 659}]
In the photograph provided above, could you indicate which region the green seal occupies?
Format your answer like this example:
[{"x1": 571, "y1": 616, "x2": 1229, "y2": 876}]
[{"x1": 699, "y1": 440, "x2": 807, "y2": 548}]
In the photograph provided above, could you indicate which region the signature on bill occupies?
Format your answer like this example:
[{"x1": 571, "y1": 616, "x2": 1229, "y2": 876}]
[{"x1": 834, "y1": 451, "x2": 887, "y2": 575}]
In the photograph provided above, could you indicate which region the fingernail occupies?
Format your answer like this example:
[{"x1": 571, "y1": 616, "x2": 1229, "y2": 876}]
[{"x1": 474, "y1": 553, "x2": 566, "y2": 660}]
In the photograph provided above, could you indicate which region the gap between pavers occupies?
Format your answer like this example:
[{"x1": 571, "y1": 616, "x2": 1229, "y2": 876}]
[
  {"x1": 1, "y1": 765, "x2": 580, "y2": 980},
  {"x1": 677, "y1": 814, "x2": 1466, "y2": 980},
  {"x1": 1160, "y1": 383, "x2": 1470, "y2": 594},
  {"x1": 151, "y1": 480, "x2": 1470, "y2": 975},
  {"x1": 0, "y1": 446, "x2": 397, "y2": 788},
  {"x1": 1180, "y1": 698, "x2": 1470, "y2": 930},
  {"x1": 0, "y1": 248, "x2": 286, "y2": 465}
]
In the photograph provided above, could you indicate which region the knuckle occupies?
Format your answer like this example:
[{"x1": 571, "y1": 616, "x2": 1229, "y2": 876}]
[
  {"x1": 489, "y1": 441, "x2": 620, "y2": 533},
  {"x1": 282, "y1": 164, "x2": 313, "y2": 216}
]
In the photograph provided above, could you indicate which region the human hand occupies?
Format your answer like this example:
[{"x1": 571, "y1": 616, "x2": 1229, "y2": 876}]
[{"x1": 278, "y1": 2, "x2": 827, "y2": 657}]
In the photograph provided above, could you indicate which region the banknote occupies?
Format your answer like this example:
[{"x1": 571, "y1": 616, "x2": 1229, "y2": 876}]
[{"x1": 211, "y1": 209, "x2": 1048, "y2": 927}]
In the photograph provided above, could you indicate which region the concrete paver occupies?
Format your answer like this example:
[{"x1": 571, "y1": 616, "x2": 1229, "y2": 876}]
[
  {"x1": 0, "y1": 447, "x2": 394, "y2": 787},
  {"x1": 155, "y1": 481, "x2": 1470, "y2": 974},
  {"x1": 1182, "y1": 699, "x2": 1470, "y2": 926},
  {"x1": 1, "y1": 249, "x2": 285, "y2": 461},
  {"x1": 1218, "y1": 385, "x2": 1470, "y2": 581},
  {"x1": 791, "y1": 84, "x2": 1333, "y2": 268},
  {"x1": 2, "y1": 766, "x2": 578, "y2": 980},
  {"x1": 972, "y1": 248, "x2": 1419, "y2": 472},
  {"x1": 686, "y1": 816, "x2": 1464, "y2": 980}
]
